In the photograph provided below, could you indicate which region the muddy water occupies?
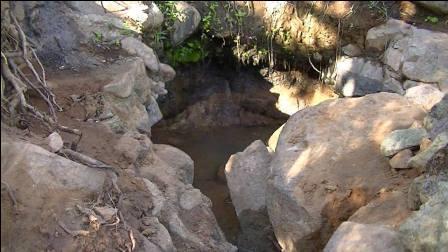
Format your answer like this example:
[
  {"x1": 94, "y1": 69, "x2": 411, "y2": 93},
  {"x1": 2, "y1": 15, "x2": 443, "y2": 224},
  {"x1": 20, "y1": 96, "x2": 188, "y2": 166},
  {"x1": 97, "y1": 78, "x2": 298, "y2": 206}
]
[{"x1": 152, "y1": 125, "x2": 279, "y2": 244}]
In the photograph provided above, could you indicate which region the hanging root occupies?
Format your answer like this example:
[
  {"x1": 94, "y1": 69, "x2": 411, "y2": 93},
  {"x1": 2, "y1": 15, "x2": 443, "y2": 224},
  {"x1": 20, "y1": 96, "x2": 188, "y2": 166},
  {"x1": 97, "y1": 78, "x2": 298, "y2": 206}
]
[{"x1": 1, "y1": 10, "x2": 79, "y2": 136}]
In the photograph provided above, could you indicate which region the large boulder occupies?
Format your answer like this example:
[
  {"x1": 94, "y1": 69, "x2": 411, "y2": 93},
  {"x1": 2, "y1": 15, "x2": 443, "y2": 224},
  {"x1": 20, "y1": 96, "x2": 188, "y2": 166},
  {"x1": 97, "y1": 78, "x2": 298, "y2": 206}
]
[
  {"x1": 225, "y1": 140, "x2": 275, "y2": 252},
  {"x1": 170, "y1": 2, "x2": 201, "y2": 45},
  {"x1": 324, "y1": 222, "x2": 405, "y2": 252},
  {"x1": 225, "y1": 140, "x2": 272, "y2": 216},
  {"x1": 1, "y1": 139, "x2": 106, "y2": 192},
  {"x1": 267, "y1": 93, "x2": 425, "y2": 251}
]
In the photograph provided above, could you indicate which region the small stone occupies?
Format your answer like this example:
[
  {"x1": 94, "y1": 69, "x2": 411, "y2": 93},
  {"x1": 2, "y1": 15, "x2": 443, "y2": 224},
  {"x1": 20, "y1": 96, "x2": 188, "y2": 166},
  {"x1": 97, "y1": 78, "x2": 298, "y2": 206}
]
[
  {"x1": 389, "y1": 149, "x2": 412, "y2": 169},
  {"x1": 159, "y1": 63, "x2": 176, "y2": 82},
  {"x1": 47, "y1": 132, "x2": 63, "y2": 153},
  {"x1": 94, "y1": 206, "x2": 117, "y2": 221},
  {"x1": 114, "y1": 135, "x2": 140, "y2": 164},
  {"x1": 179, "y1": 189, "x2": 203, "y2": 210},
  {"x1": 381, "y1": 128, "x2": 428, "y2": 157},
  {"x1": 342, "y1": 44, "x2": 362, "y2": 57}
]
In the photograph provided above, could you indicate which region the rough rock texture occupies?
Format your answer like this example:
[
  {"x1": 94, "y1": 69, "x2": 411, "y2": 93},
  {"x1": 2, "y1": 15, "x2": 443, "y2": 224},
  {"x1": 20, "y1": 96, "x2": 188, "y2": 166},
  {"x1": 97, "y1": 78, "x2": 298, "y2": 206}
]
[
  {"x1": 267, "y1": 93, "x2": 425, "y2": 251},
  {"x1": 348, "y1": 191, "x2": 411, "y2": 229},
  {"x1": 366, "y1": 19, "x2": 412, "y2": 52},
  {"x1": 141, "y1": 216, "x2": 176, "y2": 252},
  {"x1": 405, "y1": 84, "x2": 445, "y2": 111},
  {"x1": 101, "y1": 57, "x2": 166, "y2": 133},
  {"x1": 333, "y1": 57, "x2": 384, "y2": 97},
  {"x1": 225, "y1": 140, "x2": 272, "y2": 216},
  {"x1": 381, "y1": 128, "x2": 427, "y2": 157},
  {"x1": 171, "y1": 2, "x2": 201, "y2": 45},
  {"x1": 138, "y1": 146, "x2": 237, "y2": 252},
  {"x1": 153, "y1": 144, "x2": 194, "y2": 185},
  {"x1": 409, "y1": 131, "x2": 448, "y2": 173},
  {"x1": 324, "y1": 222, "x2": 405, "y2": 252},
  {"x1": 382, "y1": 25, "x2": 448, "y2": 93},
  {"x1": 399, "y1": 191, "x2": 448, "y2": 252},
  {"x1": 121, "y1": 37, "x2": 160, "y2": 73},
  {"x1": 407, "y1": 175, "x2": 448, "y2": 210},
  {"x1": 225, "y1": 140, "x2": 276, "y2": 252},
  {"x1": 383, "y1": 78, "x2": 404, "y2": 95},
  {"x1": 389, "y1": 149, "x2": 412, "y2": 169},
  {"x1": 424, "y1": 94, "x2": 448, "y2": 139},
  {"x1": 143, "y1": 2, "x2": 164, "y2": 30}
]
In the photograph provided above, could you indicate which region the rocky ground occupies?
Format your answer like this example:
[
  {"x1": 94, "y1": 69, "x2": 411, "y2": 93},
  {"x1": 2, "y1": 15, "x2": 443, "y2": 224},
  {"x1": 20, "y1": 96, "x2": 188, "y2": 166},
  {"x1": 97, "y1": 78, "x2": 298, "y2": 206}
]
[{"x1": 1, "y1": 1, "x2": 448, "y2": 252}]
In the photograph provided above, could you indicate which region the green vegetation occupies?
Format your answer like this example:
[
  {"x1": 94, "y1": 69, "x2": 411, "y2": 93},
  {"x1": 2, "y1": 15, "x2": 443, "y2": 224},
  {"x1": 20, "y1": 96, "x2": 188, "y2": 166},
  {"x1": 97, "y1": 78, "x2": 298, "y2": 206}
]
[
  {"x1": 92, "y1": 31, "x2": 104, "y2": 44},
  {"x1": 425, "y1": 16, "x2": 439, "y2": 24},
  {"x1": 202, "y1": 2, "x2": 219, "y2": 34},
  {"x1": 166, "y1": 38, "x2": 208, "y2": 66}
]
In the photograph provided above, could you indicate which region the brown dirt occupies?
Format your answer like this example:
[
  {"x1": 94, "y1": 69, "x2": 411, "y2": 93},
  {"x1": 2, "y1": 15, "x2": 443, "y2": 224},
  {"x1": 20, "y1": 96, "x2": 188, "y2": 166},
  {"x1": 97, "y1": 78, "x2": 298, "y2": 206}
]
[{"x1": 1, "y1": 49, "x2": 160, "y2": 251}]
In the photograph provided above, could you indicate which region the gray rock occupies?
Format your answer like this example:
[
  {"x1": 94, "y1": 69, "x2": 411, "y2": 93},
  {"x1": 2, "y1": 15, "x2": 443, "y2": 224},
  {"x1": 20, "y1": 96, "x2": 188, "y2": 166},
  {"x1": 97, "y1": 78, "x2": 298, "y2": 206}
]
[
  {"x1": 171, "y1": 2, "x2": 201, "y2": 45},
  {"x1": 121, "y1": 37, "x2": 160, "y2": 72},
  {"x1": 93, "y1": 206, "x2": 117, "y2": 221},
  {"x1": 225, "y1": 140, "x2": 272, "y2": 216},
  {"x1": 407, "y1": 175, "x2": 448, "y2": 210},
  {"x1": 153, "y1": 144, "x2": 194, "y2": 184},
  {"x1": 337, "y1": 73, "x2": 384, "y2": 97},
  {"x1": 141, "y1": 216, "x2": 176, "y2": 252},
  {"x1": 47, "y1": 131, "x2": 63, "y2": 153},
  {"x1": 383, "y1": 78, "x2": 404, "y2": 95},
  {"x1": 179, "y1": 188, "x2": 203, "y2": 210},
  {"x1": 424, "y1": 94, "x2": 448, "y2": 139},
  {"x1": 383, "y1": 27, "x2": 448, "y2": 90},
  {"x1": 114, "y1": 135, "x2": 140, "y2": 164},
  {"x1": 333, "y1": 57, "x2": 384, "y2": 97},
  {"x1": 267, "y1": 93, "x2": 425, "y2": 251},
  {"x1": 72, "y1": 13, "x2": 127, "y2": 43},
  {"x1": 399, "y1": 191, "x2": 448, "y2": 252},
  {"x1": 147, "y1": 96, "x2": 163, "y2": 128},
  {"x1": 103, "y1": 58, "x2": 147, "y2": 98},
  {"x1": 342, "y1": 44, "x2": 362, "y2": 57},
  {"x1": 409, "y1": 131, "x2": 448, "y2": 173},
  {"x1": 416, "y1": 1, "x2": 448, "y2": 14},
  {"x1": 159, "y1": 63, "x2": 176, "y2": 82},
  {"x1": 142, "y1": 178, "x2": 165, "y2": 217},
  {"x1": 405, "y1": 84, "x2": 444, "y2": 111},
  {"x1": 381, "y1": 128, "x2": 428, "y2": 157},
  {"x1": 389, "y1": 149, "x2": 413, "y2": 169},
  {"x1": 1, "y1": 139, "x2": 106, "y2": 191},
  {"x1": 366, "y1": 19, "x2": 412, "y2": 52},
  {"x1": 143, "y1": 2, "x2": 164, "y2": 30},
  {"x1": 324, "y1": 222, "x2": 405, "y2": 252}
]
